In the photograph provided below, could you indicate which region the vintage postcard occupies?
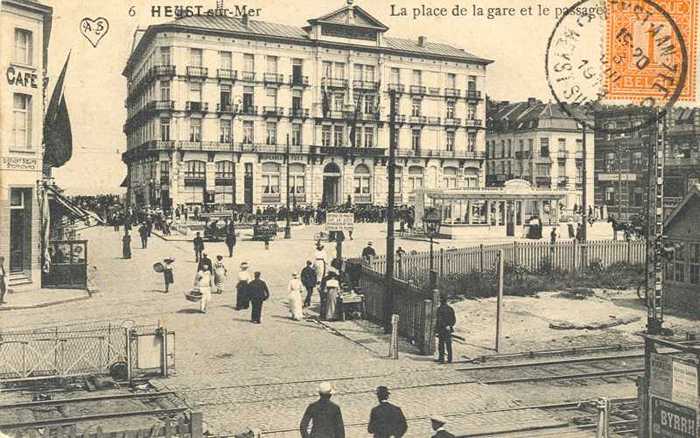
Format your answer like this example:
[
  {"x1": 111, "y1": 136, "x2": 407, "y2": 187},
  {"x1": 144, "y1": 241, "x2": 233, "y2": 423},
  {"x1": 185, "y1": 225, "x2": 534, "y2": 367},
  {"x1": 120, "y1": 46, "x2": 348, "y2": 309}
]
[{"x1": 0, "y1": 0, "x2": 699, "y2": 437}]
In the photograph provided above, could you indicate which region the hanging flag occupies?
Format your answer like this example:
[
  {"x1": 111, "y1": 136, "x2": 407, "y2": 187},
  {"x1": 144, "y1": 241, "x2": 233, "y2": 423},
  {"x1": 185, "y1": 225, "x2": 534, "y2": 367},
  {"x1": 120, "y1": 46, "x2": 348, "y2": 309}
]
[
  {"x1": 44, "y1": 53, "x2": 73, "y2": 168},
  {"x1": 374, "y1": 81, "x2": 381, "y2": 116},
  {"x1": 322, "y1": 81, "x2": 330, "y2": 118},
  {"x1": 349, "y1": 91, "x2": 363, "y2": 147},
  {"x1": 38, "y1": 183, "x2": 51, "y2": 273}
]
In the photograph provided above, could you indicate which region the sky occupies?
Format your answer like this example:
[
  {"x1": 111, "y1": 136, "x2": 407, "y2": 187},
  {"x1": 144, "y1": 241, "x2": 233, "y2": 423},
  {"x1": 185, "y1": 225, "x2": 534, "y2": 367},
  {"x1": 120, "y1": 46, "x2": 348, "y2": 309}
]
[{"x1": 44, "y1": 0, "x2": 698, "y2": 194}]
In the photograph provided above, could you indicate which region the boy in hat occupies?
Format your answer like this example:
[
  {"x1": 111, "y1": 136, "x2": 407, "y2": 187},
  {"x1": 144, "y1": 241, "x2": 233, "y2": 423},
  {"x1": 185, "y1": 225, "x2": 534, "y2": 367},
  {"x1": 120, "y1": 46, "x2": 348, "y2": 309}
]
[
  {"x1": 368, "y1": 386, "x2": 407, "y2": 438},
  {"x1": 163, "y1": 258, "x2": 175, "y2": 293}
]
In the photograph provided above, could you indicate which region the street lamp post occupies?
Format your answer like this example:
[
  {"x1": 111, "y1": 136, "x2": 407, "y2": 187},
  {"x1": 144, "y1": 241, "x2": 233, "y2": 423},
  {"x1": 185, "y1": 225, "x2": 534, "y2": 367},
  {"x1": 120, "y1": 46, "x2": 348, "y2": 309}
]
[
  {"x1": 284, "y1": 134, "x2": 292, "y2": 239},
  {"x1": 423, "y1": 207, "x2": 442, "y2": 290}
]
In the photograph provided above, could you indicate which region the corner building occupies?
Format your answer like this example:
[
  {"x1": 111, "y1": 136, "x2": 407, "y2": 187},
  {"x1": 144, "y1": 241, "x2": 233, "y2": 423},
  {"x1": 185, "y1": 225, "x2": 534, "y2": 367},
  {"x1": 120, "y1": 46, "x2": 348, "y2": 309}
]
[{"x1": 122, "y1": 2, "x2": 491, "y2": 211}]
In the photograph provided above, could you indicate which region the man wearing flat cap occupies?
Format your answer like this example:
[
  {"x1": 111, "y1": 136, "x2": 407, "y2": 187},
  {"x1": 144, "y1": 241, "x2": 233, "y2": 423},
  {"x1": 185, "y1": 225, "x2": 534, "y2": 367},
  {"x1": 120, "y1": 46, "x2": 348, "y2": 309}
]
[
  {"x1": 430, "y1": 415, "x2": 455, "y2": 438},
  {"x1": 367, "y1": 386, "x2": 407, "y2": 438},
  {"x1": 300, "y1": 382, "x2": 345, "y2": 438}
]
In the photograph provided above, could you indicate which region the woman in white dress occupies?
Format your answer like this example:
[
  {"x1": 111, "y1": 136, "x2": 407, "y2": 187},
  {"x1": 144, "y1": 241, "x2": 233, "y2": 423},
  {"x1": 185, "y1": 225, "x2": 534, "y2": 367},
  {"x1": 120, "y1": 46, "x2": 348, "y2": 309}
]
[
  {"x1": 287, "y1": 273, "x2": 304, "y2": 321},
  {"x1": 194, "y1": 266, "x2": 214, "y2": 313},
  {"x1": 313, "y1": 244, "x2": 327, "y2": 285},
  {"x1": 236, "y1": 262, "x2": 252, "y2": 310},
  {"x1": 325, "y1": 271, "x2": 340, "y2": 321}
]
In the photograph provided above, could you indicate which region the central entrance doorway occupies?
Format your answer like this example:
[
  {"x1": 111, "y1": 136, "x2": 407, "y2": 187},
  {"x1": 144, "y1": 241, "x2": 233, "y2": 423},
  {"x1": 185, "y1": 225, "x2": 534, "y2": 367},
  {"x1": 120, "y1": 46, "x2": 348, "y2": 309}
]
[
  {"x1": 322, "y1": 162, "x2": 341, "y2": 206},
  {"x1": 9, "y1": 188, "x2": 32, "y2": 274}
]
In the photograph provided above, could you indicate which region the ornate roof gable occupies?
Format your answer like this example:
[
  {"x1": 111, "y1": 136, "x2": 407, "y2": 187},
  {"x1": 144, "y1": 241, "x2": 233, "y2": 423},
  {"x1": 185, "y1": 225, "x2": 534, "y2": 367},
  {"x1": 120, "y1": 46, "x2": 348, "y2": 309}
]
[{"x1": 307, "y1": 3, "x2": 389, "y2": 31}]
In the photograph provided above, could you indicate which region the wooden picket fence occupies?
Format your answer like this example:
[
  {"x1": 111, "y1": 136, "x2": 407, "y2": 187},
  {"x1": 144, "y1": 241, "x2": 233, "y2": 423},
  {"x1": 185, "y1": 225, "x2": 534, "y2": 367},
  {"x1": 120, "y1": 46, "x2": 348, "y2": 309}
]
[{"x1": 371, "y1": 240, "x2": 646, "y2": 285}]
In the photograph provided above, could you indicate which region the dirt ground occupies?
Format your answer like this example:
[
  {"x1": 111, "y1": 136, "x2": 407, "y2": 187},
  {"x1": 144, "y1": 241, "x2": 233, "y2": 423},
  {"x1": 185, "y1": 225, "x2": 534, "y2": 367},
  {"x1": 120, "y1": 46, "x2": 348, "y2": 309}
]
[{"x1": 451, "y1": 288, "x2": 699, "y2": 358}]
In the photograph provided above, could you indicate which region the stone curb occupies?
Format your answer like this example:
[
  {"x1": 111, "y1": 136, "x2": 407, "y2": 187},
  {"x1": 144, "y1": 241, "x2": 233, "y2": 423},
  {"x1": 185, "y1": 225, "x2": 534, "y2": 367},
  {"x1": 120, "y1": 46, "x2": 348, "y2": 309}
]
[{"x1": 0, "y1": 293, "x2": 92, "y2": 311}]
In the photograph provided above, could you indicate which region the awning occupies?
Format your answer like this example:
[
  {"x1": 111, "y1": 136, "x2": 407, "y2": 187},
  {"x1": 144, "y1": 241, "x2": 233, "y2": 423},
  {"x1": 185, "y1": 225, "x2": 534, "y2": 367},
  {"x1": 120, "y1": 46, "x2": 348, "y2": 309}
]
[{"x1": 46, "y1": 185, "x2": 106, "y2": 225}]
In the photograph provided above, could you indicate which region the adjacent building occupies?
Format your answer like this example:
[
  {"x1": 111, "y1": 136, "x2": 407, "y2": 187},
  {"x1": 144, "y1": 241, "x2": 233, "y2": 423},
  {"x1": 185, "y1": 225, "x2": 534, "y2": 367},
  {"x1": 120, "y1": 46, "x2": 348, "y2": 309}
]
[
  {"x1": 0, "y1": 0, "x2": 52, "y2": 287},
  {"x1": 121, "y1": 2, "x2": 491, "y2": 212},
  {"x1": 485, "y1": 98, "x2": 594, "y2": 212}
]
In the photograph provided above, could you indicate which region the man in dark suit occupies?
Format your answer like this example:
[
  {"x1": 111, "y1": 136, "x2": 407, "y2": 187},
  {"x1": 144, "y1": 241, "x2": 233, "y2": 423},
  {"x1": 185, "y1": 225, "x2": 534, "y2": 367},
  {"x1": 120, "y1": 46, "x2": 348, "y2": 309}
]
[
  {"x1": 193, "y1": 232, "x2": 204, "y2": 262},
  {"x1": 367, "y1": 386, "x2": 407, "y2": 438},
  {"x1": 361, "y1": 242, "x2": 376, "y2": 262},
  {"x1": 436, "y1": 295, "x2": 456, "y2": 363},
  {"x1": 430, "y1": 415, "x2": 455, "y2": 438},
  {"x1": 300, "y1": 382, "x2": 344, "y2": 438},
  {"x1": 247, "y1": 271, "x2": 270, "y2": 324},
  {"x1": 301, "y1": 261, "x2": 318, "y2": 308}
]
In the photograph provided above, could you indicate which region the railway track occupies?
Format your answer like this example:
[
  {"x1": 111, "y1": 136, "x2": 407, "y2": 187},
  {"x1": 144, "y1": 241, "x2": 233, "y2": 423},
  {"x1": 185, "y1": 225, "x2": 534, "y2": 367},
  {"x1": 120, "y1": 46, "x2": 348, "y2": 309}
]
[{"x1": 0, "y1": 391, "x2": 188, "y2": 430}]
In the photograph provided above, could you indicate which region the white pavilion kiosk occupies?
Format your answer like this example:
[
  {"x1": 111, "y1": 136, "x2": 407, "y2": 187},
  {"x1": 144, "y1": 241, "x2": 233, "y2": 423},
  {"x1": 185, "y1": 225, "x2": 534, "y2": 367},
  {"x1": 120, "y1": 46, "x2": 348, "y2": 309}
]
[{"x1": 415, "y1": 180, "x2": 567, "y2": 239}]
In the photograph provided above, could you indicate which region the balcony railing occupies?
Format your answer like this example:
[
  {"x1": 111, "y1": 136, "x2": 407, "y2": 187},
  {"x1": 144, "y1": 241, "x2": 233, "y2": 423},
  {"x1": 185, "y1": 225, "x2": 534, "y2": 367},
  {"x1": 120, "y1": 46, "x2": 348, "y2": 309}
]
[
  {"x1": 186, "y1": 66, "x2": 208, "y2": 78},
  {"x1": 359, "y1": 112, "x2": 381, "y2": 122},
  {"x1": 465, "y1": 119, "x2": 483, "y2": 128},
  {"x1": 466, "y1": 90, "x2": 482, "y2": 100},
  {"x1": 322, "y1": 78, "x2": 348, "y2": 88},
  {"x1": 184, "y1": 177, "x2": 206, "y2": 186},
  {"x1": 515, "y1": 151, "x2": 532, "y2": 159},
  {"x1": 557, "y1": 151, "x2": 568, "y2": 160},
  {"x1": 240, "y1": 71, "x2": 256, "y2": 82},
  {"x1": 426, "y1": 116, "x2": 441, "y2": 125},
  {"x1": 262, "y1": 106, "x2": 285, "y2": 117},
  {"x1": 185, "y1": 101, "x2": 209, "y2": 112},
  {"x1": 147, "y1": 100, "x2": 175, "y2": 111},
  {"x1": 557, "y1": 176, "x2": 569, "y2": 187},
  {"x1": 535, "y1": 176, "x2": 552, "y2": 185},
  {"x1": 428, "y1": 87, "x2": 441, "y2": 96},
  {"x1": 215, "y1": 177, "x2": 235, "y2": 186},
  {"x1": 289, "y1": 193, "x2": 307, "y2": 203},
  {"x1": 313, "y1": 145, "x2": 385, "y2": 157},
  {"x1": 261, "y1": 194, "x2": 281, "y2": 203},
  {"x1": 263, "y1": 73, "x2": 284, "y2": 84},
  {"x1": 353, "y1": 194, "x2": 372, "y2": 204},
  {"x1": 216, "y1": 103, "x2": 236, "y2": 114},
  {"x1": 388, "y1": 83, "x2": 405, "y2": 93},
  {"x1": 289, "y1": 107, "x2": 310, "y2": 118},
  {"x1": 409, "y1": 115, "x2": 427, "y2": 124},
  {"x1": 444, "y1": 88, "x2": 461, "y2": 97},
  {"x1": 352, "y1": 80, "x2": 379, "y2": 90},
  {"x1": 575, "y1": 151, "x2": 584, "y2": 159},
  {"x1": 240, "y1": 105, "x2": 258, "y2": 116},
  {"x1": 152, "y1": 65, "x2": 176, "y2": 76},
  {"x1": 290, "y1": 75, "x2": 309, "y2": 87},
  {"x1": 444, "y1": 117, "x2": 462, "y2": 126},
  {"x1": 217, "y1": 69, "x2": 237, "y2": 81},
  {"x1": 409, "y1": 85, "x2": 427, "y2": 95}
]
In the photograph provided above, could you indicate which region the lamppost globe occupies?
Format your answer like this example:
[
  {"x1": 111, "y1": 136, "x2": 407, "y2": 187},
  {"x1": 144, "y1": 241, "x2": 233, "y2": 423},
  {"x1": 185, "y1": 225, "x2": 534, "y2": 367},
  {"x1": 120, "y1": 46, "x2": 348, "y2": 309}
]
[{"x1": 423, "y1": 207, "x2": 442, "y2": 237}]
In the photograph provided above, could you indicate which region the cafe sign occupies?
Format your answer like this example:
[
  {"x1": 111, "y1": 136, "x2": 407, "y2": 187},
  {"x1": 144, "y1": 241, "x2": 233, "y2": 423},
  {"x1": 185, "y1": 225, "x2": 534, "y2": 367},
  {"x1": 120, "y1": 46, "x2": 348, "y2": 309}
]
[{"x1": 7, "y1": 65, "x2": 38, "y2": 88}]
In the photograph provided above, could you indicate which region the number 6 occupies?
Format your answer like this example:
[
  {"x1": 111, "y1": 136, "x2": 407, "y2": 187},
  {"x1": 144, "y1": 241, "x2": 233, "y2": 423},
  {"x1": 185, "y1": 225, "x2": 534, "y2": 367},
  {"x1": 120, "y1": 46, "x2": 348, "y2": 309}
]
[{"x1": 129, "y1": 6, "x2": 135, "y2": 16}]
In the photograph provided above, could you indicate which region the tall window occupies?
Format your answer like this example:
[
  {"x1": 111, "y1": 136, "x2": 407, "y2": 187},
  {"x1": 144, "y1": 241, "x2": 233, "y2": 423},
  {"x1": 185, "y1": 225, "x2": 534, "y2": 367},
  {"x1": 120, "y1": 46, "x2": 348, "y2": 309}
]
[
  {"x1": 576, "y1": 139, "x2": 583, "y2": 152},
  {"x1": 446, "y1": 73, "x2": 456, "y2": 89},
  {"x1": 322, "y1": 126, "x2": 332, "y2": 146},
  {"x1": 411, "y1": 129, "x2": 421, "y2": 151},
  {"x1": 266, "y1": 87, "x2": 278, "y2": 106},
  {"x1": 467, "y1": 103, "x2": 477, "y2": 120},
  {"x1": 322, "y1": 61, "x2": 332, "y2": 79},
  {"x1": 189, "y1": 82, "x2": 202, "y2": 101},
  {"x1": 333, "y1": 125, "x2": 344, "y2": 147},
  {"x1": 220, "y1": 119, "x2": 232, "y2": 143},
  {"x1": 605, "y1": 187, "x2": 615, "y2": 205},
  {"x1": 364, "y1": 127, "x2": 374, "y2": 148},
  {"x1": 334, "y1": 93, "x2": 344, "y2": 111},
  {"x1": 160, "y1": 118, "x2": 170, "y2": 141},
  {"x1": 412, "y1": 70, "x2": 422, "y2": 85},
  {"x1": 292, "y1": 58, "x2": 303, "y2": 84},
  {"x1": 14, "y1": 29, "x2": 32, "y2": 64},
  {"x1": 446, "y1": 100, "x2": 456, "y2": 119},
  {"x1": 689, "y1": 243, "x2": 700, "y2": 285},
  {"x1": 160, "y1": 161, "x2": 170, "y2": 182},
  {"x1": 540, "y1": 138, "x2": 550, "y2": 157},
  {"x1": 363, "y1": 95, "x2": 375, "y2": 114},
  {"x1": 160, "y1": 80, "x2": 171, "y2": 101},
  {"x1": 446, "y1": 131, "x2": 455, "y2": 152},
  {"x1": 243, "y1": 121, "x2": 254, "y2": 143},
  {"x1": 262, "y1": 163, "x2": 281, "y2": 196},
  {"x1": 220, "y1": 84, "x2": 231, "y2": 106},
  {"x1": 220, "y1": 51, "x2": 232, "y2": 69},
  {"x1": 160, "y1": 46, "x2": 171, "y2": 65},
  {"x1": 266, "y1": 55, "x2": 278, "y2": 73},
  {"x1": 468, "y1": 75, "x2": 477, "y2": 90},
  {"x1": 365, "y1": 66, "x2": 375, "y2": 82},
  {"x1": 354, "y1": 164, "x2": 371, "y2": 198},
  {"x1": 412, "y1": 98, "x2": 422, "y2": 117},
  {"x1": 292, "y1": 123, "x2": 302, "y2": 146},
  {"x1": 184, "y1": 161, "x2": 206, "y2": 179},
  {"x1": 243, "y1": 86, "x2": 254, "y2": 110},
  {"x1": 334, "y1": 62, "x2": 345, "y2": 79},
  {"x1": 674, "y1": 245, "x2": 685, "y2": 283},
  {"x1": 190, "y1": 48, "x2": 203, "y2": 66},
  {"x1": 266, "y1": 122, "x2": 277, "y2": 145},
  {"x1": 558, "y1": 138, "x2": 566, "y2": 152},
  {"x1": 391, "y1": 68, "x2": 400, "y2": 84},
  {"x1": 289, "y1": 163, "x2": 305, "y2": 196},
  {"x1": 408, "y1": 166, "x2": 424, "y2": 190},
  {"x1": 354, "y1": 64, "x2": 363, "y2": 81},
  {"x1": 190, "y1": 119, "x2": 202, "y2": 141},
  {"x1": 215, "y1": 161, "x2": 234, "y2": 181},
  {"x1": 244, "y1": 54, "x2": 255, "y2": 72},
  {"x1": 443, "y1": 167, "x2": 458, "y2": 188},
  {"x1": 12, "y1": 94, "x2": 31, "y2": 149},
  {"x1": 292, "y1": 90, "x2": 302, "y2": 111}
]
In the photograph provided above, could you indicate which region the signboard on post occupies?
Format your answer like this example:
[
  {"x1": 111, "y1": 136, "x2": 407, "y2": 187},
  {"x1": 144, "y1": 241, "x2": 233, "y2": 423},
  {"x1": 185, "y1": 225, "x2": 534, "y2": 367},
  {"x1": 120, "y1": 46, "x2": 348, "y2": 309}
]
[
  {"x1": 650, "y1": 397, "x2": 697, "y2": 438},
  {"x1": 326, "y1": 213, "x2": 354, "y2": 232}
]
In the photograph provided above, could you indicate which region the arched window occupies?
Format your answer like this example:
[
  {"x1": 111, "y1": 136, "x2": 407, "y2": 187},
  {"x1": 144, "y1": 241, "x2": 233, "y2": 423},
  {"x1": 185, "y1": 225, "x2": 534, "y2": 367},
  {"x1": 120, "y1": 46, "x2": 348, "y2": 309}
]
[
  {"x1": 289, "y1": 163, "x2": 306, "y2": 200},
  {"x1": 324, "y1": 162, "x2": 341, "y2": 174},
  {"x1": 353, "y1": 164, "x2": 371, "y2": 203},
  {"x1": 262, "y1": 162, "x2": 281, "y2": 201},
  {"x1": 443, "y1": 167, "x2": 458, "y2": 189}
]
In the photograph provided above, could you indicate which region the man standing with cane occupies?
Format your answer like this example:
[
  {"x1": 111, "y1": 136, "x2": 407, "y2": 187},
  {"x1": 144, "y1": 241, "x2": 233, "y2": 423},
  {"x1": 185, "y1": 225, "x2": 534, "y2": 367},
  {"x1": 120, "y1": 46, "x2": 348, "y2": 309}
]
[{"x1": 436, "y1": 295, "x2": 456, "y2": 364}]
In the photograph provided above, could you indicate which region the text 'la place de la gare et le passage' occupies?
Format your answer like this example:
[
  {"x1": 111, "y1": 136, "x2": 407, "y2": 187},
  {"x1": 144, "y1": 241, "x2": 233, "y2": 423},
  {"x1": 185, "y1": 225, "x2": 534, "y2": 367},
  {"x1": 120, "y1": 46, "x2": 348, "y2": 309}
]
[{"x1": 389, "y1": 3, "x2": 609, "y2": 20}]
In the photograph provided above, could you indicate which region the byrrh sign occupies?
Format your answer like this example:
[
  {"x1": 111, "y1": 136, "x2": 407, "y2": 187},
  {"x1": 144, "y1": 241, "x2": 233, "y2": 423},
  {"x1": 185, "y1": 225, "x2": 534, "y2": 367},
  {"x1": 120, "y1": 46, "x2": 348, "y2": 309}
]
[{"x1": 649, "y1": 353, "x2": 699, "y2": 438}]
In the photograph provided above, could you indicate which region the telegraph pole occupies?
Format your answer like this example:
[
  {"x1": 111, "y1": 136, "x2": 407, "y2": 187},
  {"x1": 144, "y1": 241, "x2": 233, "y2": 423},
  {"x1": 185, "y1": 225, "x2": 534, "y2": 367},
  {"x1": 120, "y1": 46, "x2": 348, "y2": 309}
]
[
  {"x1": 645, "y1": 109, "x2": 666, "y2": 335},
  {"x1": 284, "y1": 133, "x2": 292, "y2": 239},
  {"x1": 581, "y1": 124, "x2": 588, "y2": 242},
  {"x1": 384, "y1": 89, "x2": 397, "y2": 334}
]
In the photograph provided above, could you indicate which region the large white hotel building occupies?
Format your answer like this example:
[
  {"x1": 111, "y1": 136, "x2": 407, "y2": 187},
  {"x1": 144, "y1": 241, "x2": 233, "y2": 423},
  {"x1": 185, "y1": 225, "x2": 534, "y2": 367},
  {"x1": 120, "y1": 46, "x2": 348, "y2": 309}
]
[{"x1": 122, "y1": 2, "x2": 491, "y2": 211}]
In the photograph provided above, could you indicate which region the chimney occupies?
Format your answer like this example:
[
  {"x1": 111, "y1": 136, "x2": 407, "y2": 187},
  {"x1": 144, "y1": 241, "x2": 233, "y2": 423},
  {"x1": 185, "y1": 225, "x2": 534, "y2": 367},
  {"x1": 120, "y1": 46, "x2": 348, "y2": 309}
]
[
  {"x1": 527, "y1": 97, "x2": 537, "y2": 107},
  {"x1": 418, "y1": 36, "x2": 427, "y2": 47},
  {"x1": 241, "y1": 14, "x2": 249, "y2": 26}
]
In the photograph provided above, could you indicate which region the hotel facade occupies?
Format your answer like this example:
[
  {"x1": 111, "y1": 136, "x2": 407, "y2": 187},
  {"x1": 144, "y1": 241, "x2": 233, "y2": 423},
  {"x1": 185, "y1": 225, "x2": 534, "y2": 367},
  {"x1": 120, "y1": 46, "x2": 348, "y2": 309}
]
[
  {"x1": 121, "y1": 3, "x2": 491, "y2": 212},
  {"x1": 0, "y1": 0, "x2": 52, "y2": 286}
]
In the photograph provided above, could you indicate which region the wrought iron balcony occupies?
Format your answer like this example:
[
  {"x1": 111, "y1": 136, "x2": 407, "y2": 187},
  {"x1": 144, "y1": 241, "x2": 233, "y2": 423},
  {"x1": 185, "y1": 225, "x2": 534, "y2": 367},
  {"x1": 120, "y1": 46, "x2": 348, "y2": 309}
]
[
  {"x1": 409, "y1": 115, "x2": 427, "y2": 124},
  {"x1": 557, "y1": 176, "x2": 569, "y2": 187},
  {"x1": 322, "y1": 78, "x2": 348, "y2": 88},
  {"x1": 428, "y1": 87, "x2": 441, "y2": 96},
  {"x1": 388, "y1": 83, "x2": 405, "y2": 93},
  {"x1": 557, "y1": 151, "x2": 568, "y2": 160},
  {"x1": 444, "y1": 117, "x2": 462, "y2": 126},
  {"x1": 184, "y1": 177, "x2": 206, "y2": 186},
  {"x1": 426, "y1": 116, "x2": 441, "y2": 125},
  {"x1": 263, "y1": 73, "x2": 284, "y2": 84},
  {"x1": 352, "y1": 80, "x2": 379, "y2": 91},
  {"x1": 515, "y1": 151, "x2": 532, "y2": 159},
  {"x1": 466, "y1": 90, "x2": 482, "y2": 100},
  {"x1": 535, "y1": 176, "x2": 552, "y2": 185},
  {"x1": 262, "y1": 106, "x2": 285, "y2": 117},
  {"x1": 409, "y1": 85, "x2": 427, "y2": 95},
  {"x1": 290, "y1": 75, "x2": 309, "y2": 87},
  {"x1": 261, "y1": 194, "x2": 281, "y2": 203},
  {"x1": 240, "y1": 71, "x2": 256, "y2": 82},
  {"x1": 216, "y1": 103, "x2": 236, "y2": 114},
  {"x1": 186, "y1": 66, "x2": 208, "y2": 78},
  {"x1": 353, "y1": 194, "x2": 372, "y2": 204},
  {"x1": 152, "y1": 65, "x2": 176, "y2": 76},
  {"x1": 185, "y1": 101, "x2": 208, "y2": 112},
  {"x1": 240, "y1": 105, "x2": 258, "y2": 116},
  {"x1": 444, "y1": 88, "x2": 461, "y2": 97},
  {"x1": 288, "y1": 107, "x2": 309, "y2": 118},
  {"x1": 215, "y1": 177, "x2": 235, "y2": 186},
  {"x1": 147, "y1": 100, "x2": 175, "y2": 111},
  {"x1": 217, "y1": 69, "x2": 237, "y2": 81},
  {"x1": 575, "y1": 151, "x2": 584, "y2": 159},
  {"x1": 465, "y1": 118, "x2": 483, "y2": 128}
]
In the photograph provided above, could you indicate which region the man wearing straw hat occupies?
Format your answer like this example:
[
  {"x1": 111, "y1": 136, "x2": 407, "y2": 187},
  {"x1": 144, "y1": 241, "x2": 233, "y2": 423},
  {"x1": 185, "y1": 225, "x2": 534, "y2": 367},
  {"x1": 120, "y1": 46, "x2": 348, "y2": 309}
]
[{"x1": 300, "y1": 382, "x2": 345, "y2": 438}]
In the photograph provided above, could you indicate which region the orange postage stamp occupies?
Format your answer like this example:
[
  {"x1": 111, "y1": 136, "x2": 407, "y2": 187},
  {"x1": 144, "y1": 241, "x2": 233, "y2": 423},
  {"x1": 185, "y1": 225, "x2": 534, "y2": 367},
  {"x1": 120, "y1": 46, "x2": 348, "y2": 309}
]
[{"x1": 604, "y1": 0, "x2": 697, "y2": 104}]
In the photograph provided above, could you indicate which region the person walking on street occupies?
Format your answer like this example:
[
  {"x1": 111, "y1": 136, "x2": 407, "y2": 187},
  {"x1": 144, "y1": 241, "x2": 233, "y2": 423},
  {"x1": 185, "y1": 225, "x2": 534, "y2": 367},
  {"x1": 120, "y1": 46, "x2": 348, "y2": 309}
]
[
  {"x1": 324, "y1": 271, "x2": 340, "y2": 321},
  {"x1": 213, "y1": 255, "x2": 227, "y2": 294},
  {"x1": 361, "y1": 241, "x2": 376, "y2": 262},
  {"x1": 194, "y1": 265, "x2": 214, "y2": 314},
  {"x1": 198, "y1": 253, "x2": 213, "y2": 273},
  {"x1": 235, "y1": 262, "x2": 252, "y2": 310},
  {"x1": 225, "y1": 223, "x2": 236, "y2": 258},
  {"x1": 367, "y1": 386, "x2": 408, "y2": 438},
  {"x1": 430, "y1": 415, "x2": 455, "y2": 438},
  {"x1": 300, "y1": 382, "x2": 345, "y2": 438},
  {"x1": 247, "y1": 271, "x2": 270, "y2": 323},
  {"x1": 301, "y1": 261, "x2": 317, "y2": 308},
  {"x1": 436, "y1": 295, "x2": 456, "y2": 363},
  {"x1": 287, "y1": 273, "x2": 304, "y2": 321},
  {"x1": 163, "y1": 257, "x2": 175, "y2": 293},
  {"x1": 122, "y1": 231, "x2": 132, "y2": 259},
  {"x1": 139, "y1": 223, "x2": 148, "y2": 249},
  {"x1": 193, "y1": 232, "x2": 204, "y2": 262}
]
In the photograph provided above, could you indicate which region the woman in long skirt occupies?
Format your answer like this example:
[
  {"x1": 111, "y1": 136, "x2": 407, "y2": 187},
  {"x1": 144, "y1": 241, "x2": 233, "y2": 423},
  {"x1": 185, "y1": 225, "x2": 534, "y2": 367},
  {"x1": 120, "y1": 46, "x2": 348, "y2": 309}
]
[
  {"x1": 235, "y1": 262, "x2": 251, "y2": 310},
  {"x1": 287, "y1": 273, "x2": 304, "y2": 321},
  {"x1": 122, "y1": 232, "x2": 132, "y2": 259},
  {"x1": 213, "y1": 255, "x2": 227, "y2": 294},
  {"x1": 325, "y1": 273, "x2": 340, "y2": 321},
  {"x1": 194, "y1": 267, "x2": 214, "y2": 313}
]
